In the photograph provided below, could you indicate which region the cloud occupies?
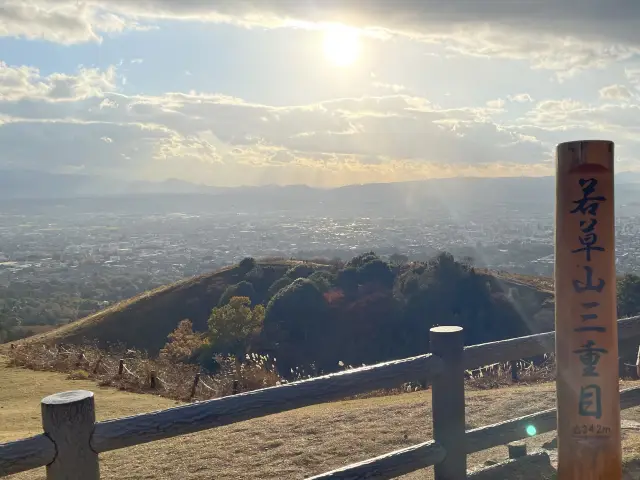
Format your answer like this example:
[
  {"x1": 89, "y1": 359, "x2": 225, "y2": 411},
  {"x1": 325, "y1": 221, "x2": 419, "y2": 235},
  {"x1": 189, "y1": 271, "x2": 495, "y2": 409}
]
[
  {"x1": 508, "y1": 94, "x2": 534, "y2": 103},
  {"x1": 486, "y1": 99, "x2": 505, "y2": 109},
  {"x1": 0, "y1": 62, "x2": 117, "y2": 102},
  {"x1": 0, "y1": 62, "x2": 558, "y2": 185},
  {"x1": 516, "y1": 98, "x2": 640, "y2": 167},
  {"x1": 626, "y1": 67, "x2": 640, "y2": 86},
  {"x1": 0, "y1": 1, "x2": 149, "y2": 44},
  {"x1": 599, "y1": 84, "x2": 634, "y2": 101},
  {"x1": 372, "y1": 82, "x2": 406, "y2": 93},
  {"x1": 4, "y1": 1, "x2": 640, "y2": 76}
]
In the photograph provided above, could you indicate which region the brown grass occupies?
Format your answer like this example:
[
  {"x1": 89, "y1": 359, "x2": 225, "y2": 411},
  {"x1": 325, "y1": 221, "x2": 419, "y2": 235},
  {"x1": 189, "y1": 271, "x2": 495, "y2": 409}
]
[
  {"x1": 4, "y1": 341, "x2": 563, "y2": 408},
  {"x1": 5, "y1": 343, "x2": 281, "y2": 402},
  {"x1": 5, "y1": 355, "x2": 640, "y2": 479}
]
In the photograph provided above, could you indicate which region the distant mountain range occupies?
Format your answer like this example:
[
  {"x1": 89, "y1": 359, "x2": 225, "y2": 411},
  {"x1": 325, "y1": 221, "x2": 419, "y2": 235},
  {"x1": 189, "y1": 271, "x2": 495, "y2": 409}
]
[{"x1": 1, "y1": 169, "x2": 639, "y2": 216}]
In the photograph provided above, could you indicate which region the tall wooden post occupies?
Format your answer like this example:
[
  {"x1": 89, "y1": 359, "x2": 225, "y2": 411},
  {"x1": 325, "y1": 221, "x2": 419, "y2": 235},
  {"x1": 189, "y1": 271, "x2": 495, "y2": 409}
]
[
  {"x1": 430, "y1": 326, "x2": 466, "y2": 480},
  {"x1": 555, "y1": 140, "x2": 621, "y2": 479}
]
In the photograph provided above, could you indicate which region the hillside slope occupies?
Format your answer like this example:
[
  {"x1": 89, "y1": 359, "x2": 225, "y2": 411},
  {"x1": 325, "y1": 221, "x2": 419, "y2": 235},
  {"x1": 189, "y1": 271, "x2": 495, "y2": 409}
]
[
  {"x1": 17, "y1": 260, "x2": 310, "y2": 353},
  {"x1": 13, "y1": 259, "x2": 556, "y2": 356}
]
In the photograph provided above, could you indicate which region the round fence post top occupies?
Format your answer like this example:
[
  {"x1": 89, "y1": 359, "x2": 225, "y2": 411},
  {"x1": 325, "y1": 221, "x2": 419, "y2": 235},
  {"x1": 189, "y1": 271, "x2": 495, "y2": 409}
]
[
  {"x1": 42, "y1": 390, "x2": 94, "y2": 405},
  {"x1": 430, "y1": 326, "x2": 463, "y2": 334}
]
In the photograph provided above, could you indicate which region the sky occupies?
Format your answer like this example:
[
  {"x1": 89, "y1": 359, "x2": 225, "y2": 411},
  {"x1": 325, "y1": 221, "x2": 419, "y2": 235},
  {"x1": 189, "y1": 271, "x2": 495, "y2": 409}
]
[{"x1": 1, "y1": 1, "x2": 640, "y2": 187}]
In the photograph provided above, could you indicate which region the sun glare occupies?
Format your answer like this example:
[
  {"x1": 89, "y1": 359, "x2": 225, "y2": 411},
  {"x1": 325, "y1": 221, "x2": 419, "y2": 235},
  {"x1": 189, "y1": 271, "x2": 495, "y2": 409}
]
[{"x1": 323, "y1": 25, "x2": 360, "y2": 67}]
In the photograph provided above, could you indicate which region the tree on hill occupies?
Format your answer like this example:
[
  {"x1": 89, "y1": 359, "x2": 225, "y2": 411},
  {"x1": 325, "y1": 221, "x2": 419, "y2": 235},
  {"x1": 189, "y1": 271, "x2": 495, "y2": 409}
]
[
  {"x1": 346, "y1": 251, "x2": 379, "y2": 269},
  {"x1": 263, "y1": 278, "x2": 330, "y2": 376},
  {"x1": 207, "y1": 296, "x2": 265, "y2": 360},
  {"x1": 394, "y1": 252, "x2": 526, "y2": 354},
  {"x1": 266, "y1": 276, "x2": 296, "y2": 300},
  {"x1": 244, "y1": 265, "x2": 281, "y2": 303},
  {"x1": 357, "y1": 258, "x2": 394, "y2": 288},
  {"x1": 159, "y1": 319, "x2": 205, "y2": 363},
  {"x1": 618, "y1": 274, "x2": 640, "y2": 318},
  {"x1": 307, "y1": 270, "x2": 336, "y2": 293},
  {"x1": 389, "y1": 253, "x2": 409, "y2": 266},
  {"x1": 238, "y1": 257, "x2": 257, "y2": 272},
  {"x1": 336, "y1": 266, "x2": 359, "y2": 297},
  {"x1": 286, "y1": 264, "x2": 314, "y2": 280},
  {"x1": 218, "y1": 281, "x2": 256, "y2": 306}
]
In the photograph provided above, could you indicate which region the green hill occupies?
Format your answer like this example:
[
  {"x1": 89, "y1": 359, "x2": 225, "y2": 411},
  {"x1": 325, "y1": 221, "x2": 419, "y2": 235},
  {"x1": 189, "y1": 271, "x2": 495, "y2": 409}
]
[
  {"x1": 20, "y1": 259, "x2": 323, "y2": 354},
  {"x1": 15, "y1": 254, "x2": 556, "y2": 362}
]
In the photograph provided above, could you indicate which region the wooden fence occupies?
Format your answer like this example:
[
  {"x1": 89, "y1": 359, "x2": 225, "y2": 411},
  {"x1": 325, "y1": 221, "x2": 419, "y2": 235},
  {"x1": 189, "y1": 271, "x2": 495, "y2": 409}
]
[{"x1": 3, "y1": 315, "x2": 640, "y2": 479}]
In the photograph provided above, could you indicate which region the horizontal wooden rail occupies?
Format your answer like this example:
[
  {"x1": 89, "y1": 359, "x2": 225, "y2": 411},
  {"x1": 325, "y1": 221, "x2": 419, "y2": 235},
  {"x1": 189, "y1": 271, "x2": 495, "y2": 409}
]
[
  {"x1": 467, "y1": 451, "x2": 553, "y2": 479},
  {"x1": 466, "y1": 408, "x2": 556, "y2": 454},
  {"x1": 91, "y1": 353, "x2": 444, "y2": 452},
  {"x1": 304, "y1": 385, "x2": 640, "y2": 479},
  {"x1": 89, "y1": 316, "x2": 640, "y2": 454},
  {"x1": 0, "y1": 434, "x2": 56, "y2": 477},
  {"x1": 306, "y1": 440, "x2": 446, "y2": 480},
  {"x1": 463, "y1": 315, "x2": 640, "y2": 370},
  {"x1": 467, "y1": 385, "x2": 640, "y2": 454},
  {"x1": 3, "y1": 316, "x2": 640, "y2": 478}
]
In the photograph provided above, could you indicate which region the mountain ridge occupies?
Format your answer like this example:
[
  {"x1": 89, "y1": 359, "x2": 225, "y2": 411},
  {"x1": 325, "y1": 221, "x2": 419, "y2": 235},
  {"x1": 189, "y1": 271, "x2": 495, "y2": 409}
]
[{"x1": 3, "y1": 170, "x2": 640, "y2": 200}]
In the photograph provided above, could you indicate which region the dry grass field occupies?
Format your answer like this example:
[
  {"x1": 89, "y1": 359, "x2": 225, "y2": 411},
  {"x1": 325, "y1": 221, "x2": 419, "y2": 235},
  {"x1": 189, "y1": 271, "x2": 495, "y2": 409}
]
[{"x1": 5, "y1": 357, "x2": 640, "y2": 479}]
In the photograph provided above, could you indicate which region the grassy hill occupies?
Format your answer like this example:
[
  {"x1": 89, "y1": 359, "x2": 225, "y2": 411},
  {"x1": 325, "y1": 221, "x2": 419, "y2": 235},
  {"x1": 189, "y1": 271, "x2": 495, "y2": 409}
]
[
  {"x1": 13, "y1": 257, "x2": 556, "y2": 357},
  {"x1": 15, "y1": 259, "x2": 332, "y2": 354}
]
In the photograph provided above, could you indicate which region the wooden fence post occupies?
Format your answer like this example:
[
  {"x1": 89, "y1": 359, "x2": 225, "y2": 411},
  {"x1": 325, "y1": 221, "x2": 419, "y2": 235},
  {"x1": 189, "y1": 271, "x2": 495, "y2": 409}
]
[
  {"x1": 92, "y1": 356, "x2": 103, "y2": 374},
  {"x1": 430, "y1": 326, "x2": 466, "y2": 480},
  {"x1": 508, "y1": 442, "x2": 527, "y2": 459},
  {"x1": 41, "y1": 390, "x2": 99, "y2": 479},
  {"x1": 510, "y1": 360, "x2": 519, "y2": 382},
  {"x1": 555, "y1": 140, "x2": 621, "y2": 479},
  {"x1": 118, "y1": 359, "x2": 124, "y2": 376},
  {"x1": 190, "y1": 373, "x2": 200, "y2": 399}
]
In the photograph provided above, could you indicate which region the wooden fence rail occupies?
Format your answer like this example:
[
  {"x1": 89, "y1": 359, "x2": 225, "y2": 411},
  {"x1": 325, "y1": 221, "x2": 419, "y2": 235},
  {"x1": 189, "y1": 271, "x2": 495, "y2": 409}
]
[{"x1": 2, "y1": 315, "x2": 640, "y2": 479}]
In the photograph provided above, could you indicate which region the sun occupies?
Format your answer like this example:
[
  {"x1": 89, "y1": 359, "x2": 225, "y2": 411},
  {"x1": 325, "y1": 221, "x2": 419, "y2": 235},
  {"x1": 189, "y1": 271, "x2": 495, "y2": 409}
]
[{"x1": 322, "y1": 25, "x2": 360, "y2": 67}]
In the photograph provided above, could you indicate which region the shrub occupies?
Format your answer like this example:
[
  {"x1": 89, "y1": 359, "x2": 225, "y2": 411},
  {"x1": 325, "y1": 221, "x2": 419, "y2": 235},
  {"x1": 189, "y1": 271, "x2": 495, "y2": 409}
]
[{"x1": 159, "y1": 319, "x2": 206, "y2": 363}]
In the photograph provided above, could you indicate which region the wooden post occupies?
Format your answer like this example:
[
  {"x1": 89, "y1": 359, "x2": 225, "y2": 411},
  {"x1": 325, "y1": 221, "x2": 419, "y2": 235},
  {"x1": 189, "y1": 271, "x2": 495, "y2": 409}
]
[
  {"x1": 555, "y1": 140, "x2": 621, "y2": 479},
  {"x1": 118, "y1": 359, "x2": 124, "y2": 376},
  {"x1": 508, "y1": 442, "x2": 527, "y2": 459},
  {"x1": 510, "y1": 360, "x2": 519, "y2": 382},
  {"x1": 150, "y1": 371, "x2": 157, "y2": 389},
  {"x1": 635, "y1": 346, "x2": 640, "y2": 379},
  {"x1": 190, "y1": 373, "x2": 200, "y2": 399},
  {"x1": 430, "y1": 326, "x2": 466, "y2": 480},
  {"x1": 41, "y1": 390, "x2": 99, "y2": 479},
  {"x1": 92, "y1": 356, "x2": 103, "y2": 374}
]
